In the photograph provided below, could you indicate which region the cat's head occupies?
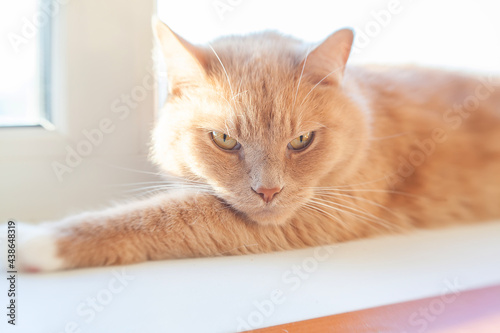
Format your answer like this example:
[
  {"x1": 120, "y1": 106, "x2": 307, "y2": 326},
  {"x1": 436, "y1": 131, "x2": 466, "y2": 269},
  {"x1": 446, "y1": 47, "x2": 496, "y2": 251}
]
[{"x1": 151, "y1": 21, "x2": 369, "y2": 226}]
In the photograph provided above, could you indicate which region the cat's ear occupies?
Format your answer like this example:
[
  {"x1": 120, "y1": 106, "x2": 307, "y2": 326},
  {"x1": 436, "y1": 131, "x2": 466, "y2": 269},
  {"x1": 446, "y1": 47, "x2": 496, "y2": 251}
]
[
  {"x1": 301, "y1": 28, "x2": 354, "y2": 86},
  {"x1": 153, "y1": 19, "x2": 207, "y2": 92}
]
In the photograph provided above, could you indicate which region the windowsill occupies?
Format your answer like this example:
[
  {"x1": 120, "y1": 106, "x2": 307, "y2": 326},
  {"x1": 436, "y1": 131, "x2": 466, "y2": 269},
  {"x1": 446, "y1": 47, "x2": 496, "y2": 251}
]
[
  {"x1": 1, "y1": 220, "x2": 499, "y2": 332},
  {"x1": 0, "y1": 126, "x2": 65, "y2": 157}
]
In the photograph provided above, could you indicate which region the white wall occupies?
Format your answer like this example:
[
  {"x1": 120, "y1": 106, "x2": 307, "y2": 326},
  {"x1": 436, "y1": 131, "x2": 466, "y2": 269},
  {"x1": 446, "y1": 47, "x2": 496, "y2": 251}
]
[{"x1": 158, "y1": 0, "x2": 500, "y2": 74}]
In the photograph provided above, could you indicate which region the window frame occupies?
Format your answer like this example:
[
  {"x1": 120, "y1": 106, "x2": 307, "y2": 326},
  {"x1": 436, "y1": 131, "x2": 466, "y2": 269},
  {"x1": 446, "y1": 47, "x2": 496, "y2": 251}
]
[
  {"x1": 39, "y1": 0, "x2": 53, "y2": 126},
  {"x1": 0, "y1": 0, "x2": 159, "y2": 222}
]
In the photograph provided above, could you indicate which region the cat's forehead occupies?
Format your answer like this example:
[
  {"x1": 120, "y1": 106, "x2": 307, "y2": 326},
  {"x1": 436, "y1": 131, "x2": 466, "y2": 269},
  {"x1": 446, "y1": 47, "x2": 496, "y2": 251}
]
[
  {"x1": 203, "y1": 87, "x2": 321, "y2": 146},
  {"x1": 206, "y1": 32, "x2": 303, "y2": 98},
  {"x1": 203, "y1": 34, "x2": 313, "y2": 141}
]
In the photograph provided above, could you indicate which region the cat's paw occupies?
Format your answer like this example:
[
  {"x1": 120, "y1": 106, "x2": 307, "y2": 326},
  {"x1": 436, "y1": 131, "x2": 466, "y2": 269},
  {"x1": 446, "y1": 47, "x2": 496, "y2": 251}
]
[{"x1": 8, "y1": 223, "x2": 65, "y2": 273}]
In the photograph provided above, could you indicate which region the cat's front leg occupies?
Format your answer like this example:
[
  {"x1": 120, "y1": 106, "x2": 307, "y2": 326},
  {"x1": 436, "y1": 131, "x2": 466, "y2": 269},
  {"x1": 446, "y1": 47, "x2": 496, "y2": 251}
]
[{"x1": 7, "y1": 192, "x2": 292, "y2": 272}]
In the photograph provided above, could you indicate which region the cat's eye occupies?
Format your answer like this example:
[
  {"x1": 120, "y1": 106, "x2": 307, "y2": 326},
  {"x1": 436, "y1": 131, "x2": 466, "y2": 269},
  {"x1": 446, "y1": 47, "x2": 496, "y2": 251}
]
[
  {"x1": 288, "y1": 132, "x2": 314, "y2": 150},
  {"x1": 210, "y1": 131, "x2": 240, "y2": 150}
]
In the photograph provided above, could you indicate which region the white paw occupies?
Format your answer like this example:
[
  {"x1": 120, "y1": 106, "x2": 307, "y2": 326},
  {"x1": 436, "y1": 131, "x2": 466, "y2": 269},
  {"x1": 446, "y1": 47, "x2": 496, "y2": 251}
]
[{"x1": 9, "y1": 223, "x2": 64, "y2": 273}]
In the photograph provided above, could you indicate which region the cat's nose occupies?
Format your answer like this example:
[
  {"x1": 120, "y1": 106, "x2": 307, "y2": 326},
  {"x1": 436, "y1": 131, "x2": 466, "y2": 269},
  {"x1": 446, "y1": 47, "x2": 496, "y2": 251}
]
[{"x1": 253, "y1": 186, "x2": 282, "y2": 203}]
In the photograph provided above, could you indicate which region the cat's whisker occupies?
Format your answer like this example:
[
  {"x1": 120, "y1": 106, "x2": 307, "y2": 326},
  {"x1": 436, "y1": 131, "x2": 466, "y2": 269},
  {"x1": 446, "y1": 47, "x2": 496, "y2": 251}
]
[
  {"x1": 99, "y1": 165, "x2": 212, "y2": 191},
  {"x1": 134, "y1": 188, "x2": 217, "y2": 200},
  {"x1": 299, "y1": 64, "x2": 345, "y2": 107},
  {"x1": 113, "y1": 181, "x2": 173, "y2": 186},
  {"x1": 308, "y1": 198, "x2": 397, "y2": 231},
  {"x1": 208, "y1": 44, "x2": 235, "y2": 102},
  {"x1": 112, "y1": 178, "x2": 208, "y2": 187},
  {"x1": 111, "y1": 181, "x2": 184, "y2": 189},
  {"x1": 231, "y1": 90, "x2": 248, "y2": 101},
  {"x1": 291, "y1": 46, "x2": 312, "y2": 113},
  {"x1": 312, "y1": 197, "x2": 384, "y2": 221},
  {"x1": 302, "y1": 203, "x2": 349, "y2": 229},
  {"x1": 123, "y1": 184, "x2": 215, "y2": 194},
  {"x1": 302, "y1": 203, "x2": 362, "y2": 237},
  {"x1": 311, "y1": 197, "x2": 395, "y2": 230},
  {"x1": 308, "y1": 198, "x2": 377, "y2": 225},
  {"x1": 134, "y1": 186, "x2": 216, "y2": 200},
  {"x1": 306, "y1": 176, "x2": 389, "y2": 189},
  {"x1": 213, "y1": 90, "x2": 234, "y2": 111},
  {"x1": 164, "y1": 180, "x2": 210, "y2": 187},
  {"x1": 312, "y1": 198, "x2": 394, "y2": 229},
  {"x1": 102, "y1": 164, "x2": 164, "y2": 177},
  {"x1": 133, "y1": 189, "x2": 167, "y2": 199},
  {"x1": 315, "y1": 191, "x2": 397, "y2": 217},
  {"x1": 309, "y1": 187, "x2": 425, "y2": 199},
  {"x1": 234, "y1": 80, "x2": 244, "y2": 101},
  {"x1": 161, "y1": 173, "x2": 208, "y2": 184}
]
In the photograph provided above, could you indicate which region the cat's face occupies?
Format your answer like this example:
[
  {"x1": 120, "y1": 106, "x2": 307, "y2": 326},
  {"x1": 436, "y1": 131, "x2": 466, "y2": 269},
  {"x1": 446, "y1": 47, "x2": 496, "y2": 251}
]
[{"x1": 152, "y1": 22, "x2": 369, "y2": 225}]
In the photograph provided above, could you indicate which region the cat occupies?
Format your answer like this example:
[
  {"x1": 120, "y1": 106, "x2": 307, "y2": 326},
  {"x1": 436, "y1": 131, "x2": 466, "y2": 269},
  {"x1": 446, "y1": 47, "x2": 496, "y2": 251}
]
[{"x1": 9, "y1": 20, "x2": 500, "y2": 272}]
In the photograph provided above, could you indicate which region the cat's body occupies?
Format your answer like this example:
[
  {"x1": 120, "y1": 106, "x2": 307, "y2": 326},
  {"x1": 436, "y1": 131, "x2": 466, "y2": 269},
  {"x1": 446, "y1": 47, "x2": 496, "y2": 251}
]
[
  {"x1": 344, "y1": 65, "x2": 500, "y2": 227},
  {"x1": 11, "y1": 22, "x2": 500, "y2": 272}
]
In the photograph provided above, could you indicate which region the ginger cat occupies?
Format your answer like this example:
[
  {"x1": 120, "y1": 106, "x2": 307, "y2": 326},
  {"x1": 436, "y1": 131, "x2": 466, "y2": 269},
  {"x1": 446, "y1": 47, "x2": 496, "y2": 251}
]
[{"x1": 10, "y1": 20, "x2": 500, "y2": 272}]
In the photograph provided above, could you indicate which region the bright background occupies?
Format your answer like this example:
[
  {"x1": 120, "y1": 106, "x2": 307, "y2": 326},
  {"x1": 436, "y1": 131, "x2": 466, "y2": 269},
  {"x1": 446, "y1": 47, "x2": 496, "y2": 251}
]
[
  {"x1": 158, "y1": 0, "x2": 500, "y2": 73},
  {"x1": 2, "y1": 0, "x2": 500, "y2": 126}
]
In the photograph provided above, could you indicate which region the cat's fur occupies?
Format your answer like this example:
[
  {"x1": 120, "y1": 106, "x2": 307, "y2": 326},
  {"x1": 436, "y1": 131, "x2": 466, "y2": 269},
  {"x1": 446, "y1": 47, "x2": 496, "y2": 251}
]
[{"x1": 12, "y1": 20, "x2": 500, "y2": 271}]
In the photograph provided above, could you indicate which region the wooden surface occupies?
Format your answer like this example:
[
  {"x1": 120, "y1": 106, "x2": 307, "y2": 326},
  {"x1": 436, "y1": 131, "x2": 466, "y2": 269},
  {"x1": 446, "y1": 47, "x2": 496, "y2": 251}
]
[{"x1": 247, "y1": 285, "x2": 500, "y2": 333}]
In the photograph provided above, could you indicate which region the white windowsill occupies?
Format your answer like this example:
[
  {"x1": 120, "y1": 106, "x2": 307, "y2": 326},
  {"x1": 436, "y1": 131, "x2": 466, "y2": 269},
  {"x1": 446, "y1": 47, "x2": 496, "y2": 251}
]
[{"x1": 1, "y1": 220, "x2": 499, "y2": 332}]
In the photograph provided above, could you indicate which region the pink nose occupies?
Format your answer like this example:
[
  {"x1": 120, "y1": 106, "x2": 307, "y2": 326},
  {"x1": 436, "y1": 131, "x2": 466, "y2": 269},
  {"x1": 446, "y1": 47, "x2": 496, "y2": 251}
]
[{"x1": 254, "y1": 187, "x2": 282, "y2": 203}]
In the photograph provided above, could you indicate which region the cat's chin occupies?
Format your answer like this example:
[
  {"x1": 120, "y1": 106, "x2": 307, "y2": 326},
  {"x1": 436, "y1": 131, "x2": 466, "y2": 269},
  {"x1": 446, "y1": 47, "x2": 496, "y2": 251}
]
[{"x1": 246, "y1": 207, "x2": 295, "y2": 226}]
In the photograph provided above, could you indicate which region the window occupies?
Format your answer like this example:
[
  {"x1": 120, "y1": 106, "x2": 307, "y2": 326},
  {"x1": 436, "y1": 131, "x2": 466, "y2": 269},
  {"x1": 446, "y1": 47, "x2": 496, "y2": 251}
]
[
  {"x1": 0, "y1": 0, "x2": 51, "y2": 127},
  {"x1": 0, "y1": 0, "x2": 158, "y2": 222}
]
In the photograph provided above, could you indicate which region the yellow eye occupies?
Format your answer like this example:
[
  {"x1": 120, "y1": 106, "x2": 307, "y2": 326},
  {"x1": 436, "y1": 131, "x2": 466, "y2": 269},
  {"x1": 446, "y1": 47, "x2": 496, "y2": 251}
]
[
  {"x1": 210, "y1": 131, "x2": 240, "y2": 150},
  {"x1": 288, "y1": 132, "x2": 314, "y2": 150}
]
